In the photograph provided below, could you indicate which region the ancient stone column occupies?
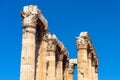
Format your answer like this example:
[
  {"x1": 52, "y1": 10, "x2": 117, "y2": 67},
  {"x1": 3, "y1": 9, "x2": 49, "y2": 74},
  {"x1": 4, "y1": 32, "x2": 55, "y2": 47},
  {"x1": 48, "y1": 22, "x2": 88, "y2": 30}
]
[
  {"x1": 46, "y1": 34, "x2": 57, "y2": 80},
  {"x1": 68, "y1": 63, "x2": 74, "y2": 80},
  {"x1": 88, "y1": 53, "x2": 92, "y2": 80},
  {"x1": 20, "y1": 5, "x2": 39, "y2": 80},
  {"x1": 91, "y1": 56, "x2": 96, "y2": 80},
  {"x1": 56, "y1": 54, "x2": 64, "y2": 80},
  {"x1": 76, "y1": 32, "x2": 89, "y2": 80},
  {"x1": 36, "y1": 34, "x2": 48, "y2": 80},
  {"x1": 91, "y1": 66, "x2": 95, "y2": 80},
  {"x1": 95, "y1": 60, "x2": 98, "y2": 80},
  {"x1": 63, "y1": 58, "x2": 69, "y2": 80}
]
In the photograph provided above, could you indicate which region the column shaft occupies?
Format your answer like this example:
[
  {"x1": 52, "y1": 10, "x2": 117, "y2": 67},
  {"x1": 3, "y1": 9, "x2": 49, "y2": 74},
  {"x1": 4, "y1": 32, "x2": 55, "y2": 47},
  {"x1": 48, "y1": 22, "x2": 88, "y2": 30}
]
[
  {"x1": 20, "y1": 5, "x2": 40, "y2": 80},
  {"x1": 36, "y1": 40, "x2": 47, "y2": 80},
  {"x1": 46, "y1": 52, "x2": 56, "y2": 80},
  {"x1": 88, "y1": 58, "x2": 92, "y2": 80},
  {"x1": 56, "y1": 61, "x2": 63, "y2": 80},
  {"x1": 46, "y1": 36, "x2": 57, "y2": 80},
  {"x1": 68, "y1": 73, "x2": 73, "y2": 80},
  {"x1": 78, "y1": 49, "x2": 88, "y2": 80},
  {"x1": 95, "y1": 73, "x2": 98, "y2": 80},
  {"x1": 76, "y1": 35, "x2": 89, "y2": 80},
  {"x1": 91, "y1": 66, "x2": 95, "y2": 80},
  {"x1": 68, "y1": 63, "x2": 74, "y2": 80},
  {"x1": 63, "y1": 62, "x2": 69, "y2": 80},
  {"x1": 20, "y1": 27, "x2": 36, "y2": 80}
]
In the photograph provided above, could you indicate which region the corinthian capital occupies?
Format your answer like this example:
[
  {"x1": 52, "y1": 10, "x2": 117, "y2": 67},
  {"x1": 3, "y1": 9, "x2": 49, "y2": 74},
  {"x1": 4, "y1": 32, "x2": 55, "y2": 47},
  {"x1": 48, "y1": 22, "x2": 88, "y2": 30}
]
[
  {"x1": 21, "y1": 5, "x2": 40, "y2": 28},
  {"x1": 76, "y1": 32, "x2": 90, "y2": 50},
  {"x1": 47, "y1": 34, "x2": 58, "y2": 51},
  {"x1": 68, "y1": 63, "x2": 74, "y2": 74},
  {"x1": 76, "y1": 37, "x2": 89, "y2": 50}
]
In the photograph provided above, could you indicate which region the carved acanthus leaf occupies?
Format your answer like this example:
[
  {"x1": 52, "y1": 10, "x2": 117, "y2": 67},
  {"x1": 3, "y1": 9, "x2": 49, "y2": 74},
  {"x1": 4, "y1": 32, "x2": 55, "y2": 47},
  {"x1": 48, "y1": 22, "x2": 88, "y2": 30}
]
[
  {"x1": 21, "y1": 6, "x2": 40, "y2": 27},
  {"x1": 47, "y1": 34, "x2": 58, "y2": 51},
  {"x1": 68, "y1": 63, "x2": 74, "y2": 74},
  {"x1": 76, "y1": 37, "x2": 89, "y2": 50}
]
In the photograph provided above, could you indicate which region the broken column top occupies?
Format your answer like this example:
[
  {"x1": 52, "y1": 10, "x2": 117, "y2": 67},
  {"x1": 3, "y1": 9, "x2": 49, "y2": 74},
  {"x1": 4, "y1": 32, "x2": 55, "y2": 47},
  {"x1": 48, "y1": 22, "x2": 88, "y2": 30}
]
[
  {"x1": 80, "y1": 32, "x2": 89, "y2": 38},
  {"x1": 76, "y1": 32, "x2": 98, "y2": 58},
  {"x1": 22, "y1": 5, "x2": 48, "y2": 30},
  {"x1": 23, "y1": 5, "x2": 39, "y2": 14}
]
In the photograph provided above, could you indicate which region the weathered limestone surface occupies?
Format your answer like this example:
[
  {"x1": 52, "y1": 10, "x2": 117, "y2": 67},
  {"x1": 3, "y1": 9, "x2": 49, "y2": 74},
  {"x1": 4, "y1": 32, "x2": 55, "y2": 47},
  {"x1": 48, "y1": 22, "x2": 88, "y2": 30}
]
[
  {"x1": 36, "y1": 39, "x2": 47, "y2": 80},
  {"x1": 67, "y1": 59, "x2": 77, "y2": 80},
  {"x1": 20, "y1": 5, "x2": 99, "y2": 80},
  {"x1": 20, "y1": 5, "x2": 39, "y2": 80},
  {"x1": 63, "y1": 59, "x2": 69, "y2": 80},
  {"x1": 76, "y1": 32, "x2": 98, "y2": 80},
  {"x1": 88, "y1": 53, "x2": 92, "y2": 80},
  {"x1": 76, "y1": 32, "x2": 88, "y2": 80},
  {"x1": 56, "y1": 54, "x2": 64, "y2": 80},
  {"x1": 46, "y1": 34, "x2": 57, "y2": 80}
]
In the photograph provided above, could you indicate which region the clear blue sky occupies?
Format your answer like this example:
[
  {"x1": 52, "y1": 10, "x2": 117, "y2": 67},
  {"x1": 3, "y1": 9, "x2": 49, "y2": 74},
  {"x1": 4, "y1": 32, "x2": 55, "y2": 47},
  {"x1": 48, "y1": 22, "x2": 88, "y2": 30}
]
[{"x1": 0, "y1": 0, "x2": 120, "y2": 80}]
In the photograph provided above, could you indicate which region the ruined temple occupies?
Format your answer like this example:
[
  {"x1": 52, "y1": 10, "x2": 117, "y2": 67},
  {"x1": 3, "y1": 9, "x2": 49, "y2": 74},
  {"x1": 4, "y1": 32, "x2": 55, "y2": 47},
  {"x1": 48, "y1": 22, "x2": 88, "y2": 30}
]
[{"x1": 20, "y1": 5, "x2": 98, "y2": 80}]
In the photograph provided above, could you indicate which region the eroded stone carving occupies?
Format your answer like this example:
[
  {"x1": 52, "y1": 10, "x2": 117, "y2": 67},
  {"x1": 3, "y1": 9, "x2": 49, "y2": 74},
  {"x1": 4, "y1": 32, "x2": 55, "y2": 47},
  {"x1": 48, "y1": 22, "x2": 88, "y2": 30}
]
[
  {"x1": 68, "y1": 63, "x2": 74, "y2": 74},
  {"x1": 21, "y1": 5, "x2": 40, "y2": 27},
  {"x1": 76, "y1": 37, "x2": 89, "y2": 50},
  {"x1": 68, "y1": 59, "x2": 77, "y2": 74},
  {"x1": 47, "y1": 34, "x2": 58, "y2": 51}
]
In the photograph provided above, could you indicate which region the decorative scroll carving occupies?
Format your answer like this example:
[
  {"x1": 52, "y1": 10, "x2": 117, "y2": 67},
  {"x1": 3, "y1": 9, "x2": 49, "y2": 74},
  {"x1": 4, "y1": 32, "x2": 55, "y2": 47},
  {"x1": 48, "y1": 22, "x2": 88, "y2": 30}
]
[
  {"x1": 21, "y1": 5, "x2": 40, "y2": 27},
  {"x1": 47, "y1": 34, "x2": 58, "y2": 51},
  {"x1": 68, "y1": 63, "x2": 74, "y2": 74},
  {"x1": 76, "y1": 37, "x2": 89, "y2": 50},
  {"x1": 68, "y1": 59, "x2": 77, "y2": 74},
  {"x1": 47, "y1": 39, "x2": 57, "y2": 51}
]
